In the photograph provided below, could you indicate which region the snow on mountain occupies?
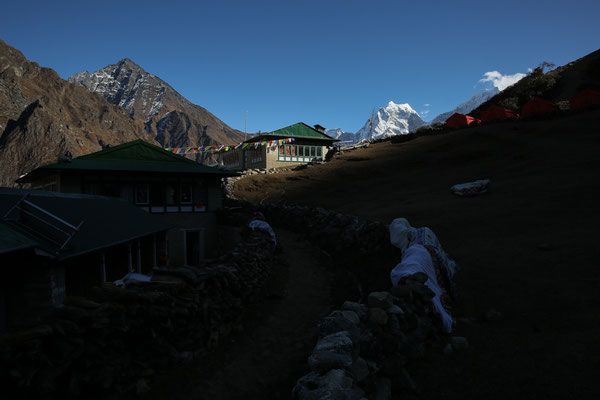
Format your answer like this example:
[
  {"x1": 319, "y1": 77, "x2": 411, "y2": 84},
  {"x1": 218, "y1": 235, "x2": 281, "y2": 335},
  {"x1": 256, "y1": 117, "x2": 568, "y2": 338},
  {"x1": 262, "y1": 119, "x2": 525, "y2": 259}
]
[
  {"x1": 355, "y1": 101, "x2": 426, "y2": 141},
  {"x1": 325, "y1": 128, "x2": 356, "y2": 143},
  {"x1": 68, "y1": 59, "x2": 244, "y2": 149},
  {"x1": 430, "y1": 88, "x2": 500, "y2": 124}
]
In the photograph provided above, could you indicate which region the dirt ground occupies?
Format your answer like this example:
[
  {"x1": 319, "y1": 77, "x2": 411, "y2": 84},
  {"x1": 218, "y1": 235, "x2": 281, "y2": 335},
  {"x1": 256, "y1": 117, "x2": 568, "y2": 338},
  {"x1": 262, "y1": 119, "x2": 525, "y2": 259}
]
[
  {"x1": 234, "y1": 108, "x2": 600, "y2": 399},
  {"x1": 145, "y1": 229, "x2": 341, "y2": 400}
]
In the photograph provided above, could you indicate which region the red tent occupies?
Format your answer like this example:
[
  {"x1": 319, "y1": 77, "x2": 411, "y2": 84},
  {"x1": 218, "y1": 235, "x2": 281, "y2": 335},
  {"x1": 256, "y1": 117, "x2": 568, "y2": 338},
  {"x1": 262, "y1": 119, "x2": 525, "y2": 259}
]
[
  {"x1": 570, "y1": 89, "x2": 600, "y2": 109},
  {"x1": 481, "y1": 105, "x2": 520, "y2": 121},
  {"x1": 445, "y1": 113, "x2": 481, "y2": 128},
  {"x1": 521, "y1": 97, "x2": 559, "y2": 117}
]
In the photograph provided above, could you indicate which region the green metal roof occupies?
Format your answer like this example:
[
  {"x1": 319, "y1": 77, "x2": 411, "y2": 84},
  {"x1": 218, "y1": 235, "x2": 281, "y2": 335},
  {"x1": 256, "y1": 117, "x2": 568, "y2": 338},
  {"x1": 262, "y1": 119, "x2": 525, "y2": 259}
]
[
  {"x1": 17, "y1": 140, "x2": 236, "y2": 183},
  {"x1": 0, "y1": 188, "x2": 171, "y2": 260},
  {"x1": 247, "y1": 122, "x2": 337, "y2": 142},
  {"x1": 0, "y1": 221, "x2": 38, "y2": 254}
]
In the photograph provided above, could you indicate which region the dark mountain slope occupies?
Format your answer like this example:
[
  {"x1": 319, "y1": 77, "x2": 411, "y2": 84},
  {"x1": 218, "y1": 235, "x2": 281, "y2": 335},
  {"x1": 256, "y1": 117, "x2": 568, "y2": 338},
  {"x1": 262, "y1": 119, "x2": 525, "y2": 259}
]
[{"x1": 0, "y1": 40, "x2": 155, "y2": 187}]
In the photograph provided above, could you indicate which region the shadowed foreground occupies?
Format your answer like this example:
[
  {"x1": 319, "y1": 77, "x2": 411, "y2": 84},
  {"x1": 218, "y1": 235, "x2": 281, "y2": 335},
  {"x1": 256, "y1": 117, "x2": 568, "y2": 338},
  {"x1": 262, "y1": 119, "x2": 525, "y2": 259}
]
[{"x1": 235, "y1": 109, "x2": 600, "y2": 399}]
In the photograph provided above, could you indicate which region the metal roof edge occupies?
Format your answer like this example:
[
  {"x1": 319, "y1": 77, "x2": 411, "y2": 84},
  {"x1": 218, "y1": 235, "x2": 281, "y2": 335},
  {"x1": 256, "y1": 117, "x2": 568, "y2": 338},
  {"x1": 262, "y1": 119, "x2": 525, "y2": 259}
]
[{"x1": 58, "y1": 225, "x2": 172, "y2": 261}]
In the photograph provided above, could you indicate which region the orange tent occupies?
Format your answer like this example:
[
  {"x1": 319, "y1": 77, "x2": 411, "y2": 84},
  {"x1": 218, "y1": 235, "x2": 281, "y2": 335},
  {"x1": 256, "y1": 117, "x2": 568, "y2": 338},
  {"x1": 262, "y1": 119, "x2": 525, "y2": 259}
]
[
  {"x1": 445, "y1": 113, "x2": 481, "y2": 128},
  {"x1": 570, "y1": 89, "x2": 600, "y2": 109},
  {"x1": 481, "y1": 105, "x2": 520, "y2": 121},
  {"x1": 521, "y1": 97, "x2": 559, "y2": 117}
]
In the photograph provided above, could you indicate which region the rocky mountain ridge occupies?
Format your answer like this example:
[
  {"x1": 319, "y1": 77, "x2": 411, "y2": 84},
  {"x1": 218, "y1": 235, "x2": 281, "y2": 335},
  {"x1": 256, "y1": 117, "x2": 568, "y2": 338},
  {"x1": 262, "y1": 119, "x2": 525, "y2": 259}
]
[
  {"x1": 0, "y1": 40, "x2": 155, "y2": 187},
  {"x1": 325, "y1": 128, "x2": 356, "y2": 143},
  {"x1": 69, "y1": 59, "x2": 245, "y2": 152}
]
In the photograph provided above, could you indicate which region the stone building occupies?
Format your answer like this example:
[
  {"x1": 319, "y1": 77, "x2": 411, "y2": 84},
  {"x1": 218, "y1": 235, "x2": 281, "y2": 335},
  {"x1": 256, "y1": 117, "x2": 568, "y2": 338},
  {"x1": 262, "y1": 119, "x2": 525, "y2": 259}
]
[
  {"x1": 0, "y1": 188, "x2": 170, "y2": 333},
  {"x1": 217, "y1": 122, "x2": 338, "y2": 171},
  {"x1": 16, "y1": 140, "x2": 236, "y2": 265}
]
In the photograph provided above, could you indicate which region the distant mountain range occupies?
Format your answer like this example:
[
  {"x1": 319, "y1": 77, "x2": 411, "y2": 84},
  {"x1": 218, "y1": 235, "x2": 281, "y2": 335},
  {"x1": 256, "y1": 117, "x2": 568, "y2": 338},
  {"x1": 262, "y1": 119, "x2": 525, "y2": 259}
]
[
  {"x1": 430, "y1": 88, "x2": 500, "y2": 124},
  {"x1": 326, "y1": 87, "x2": 506, "y2": 144},
  {"x1": 69, "y1": 59, "x2": 245, "y2": 155}
]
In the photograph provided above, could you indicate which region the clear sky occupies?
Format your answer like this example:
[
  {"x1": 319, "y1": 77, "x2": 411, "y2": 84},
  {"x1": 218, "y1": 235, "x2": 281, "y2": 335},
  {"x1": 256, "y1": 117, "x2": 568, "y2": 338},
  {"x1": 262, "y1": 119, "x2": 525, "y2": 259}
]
[{"x1": 1, "y1": 0, "x2": 599, "y2": 133}]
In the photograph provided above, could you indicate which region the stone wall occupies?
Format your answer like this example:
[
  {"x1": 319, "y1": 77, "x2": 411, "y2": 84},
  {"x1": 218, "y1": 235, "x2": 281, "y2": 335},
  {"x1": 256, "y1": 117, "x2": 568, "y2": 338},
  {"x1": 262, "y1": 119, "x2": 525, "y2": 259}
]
[
  {"x1": 0, "y1": 229, "x2": 277, "y2": 399},
  {"x1": 255, "y1": 203, "x2": 465, "y2": 400}
]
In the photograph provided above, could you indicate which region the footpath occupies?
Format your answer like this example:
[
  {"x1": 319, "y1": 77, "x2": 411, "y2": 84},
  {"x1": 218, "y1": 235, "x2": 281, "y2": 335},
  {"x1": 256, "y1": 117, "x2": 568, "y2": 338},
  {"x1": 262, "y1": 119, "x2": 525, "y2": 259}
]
[{"x1": 146, "y1": 229, "x2": 335, "y2": 400}]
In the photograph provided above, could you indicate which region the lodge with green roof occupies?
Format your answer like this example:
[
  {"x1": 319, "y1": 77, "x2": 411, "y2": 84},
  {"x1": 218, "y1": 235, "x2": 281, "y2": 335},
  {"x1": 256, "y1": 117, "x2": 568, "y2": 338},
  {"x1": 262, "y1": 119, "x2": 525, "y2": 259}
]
[
  {"x1": 16, "y1": 140, "x2": 237, "y2": 266},
  {"x1": 217, "y1": 122, "x2": 338, "y2": 171}
]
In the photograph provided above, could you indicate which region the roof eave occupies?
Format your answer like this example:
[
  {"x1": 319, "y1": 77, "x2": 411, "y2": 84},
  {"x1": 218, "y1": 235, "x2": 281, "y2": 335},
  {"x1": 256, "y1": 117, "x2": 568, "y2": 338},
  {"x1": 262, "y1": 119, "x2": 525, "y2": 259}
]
[{"x1": 58, "y1": 225, "x2": 172, "y2": 261}]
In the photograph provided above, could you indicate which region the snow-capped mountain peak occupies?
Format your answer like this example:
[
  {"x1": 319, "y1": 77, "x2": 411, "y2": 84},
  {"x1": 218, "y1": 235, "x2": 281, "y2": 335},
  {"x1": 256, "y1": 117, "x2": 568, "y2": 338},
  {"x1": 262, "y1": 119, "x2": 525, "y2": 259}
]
[
  {"x1": 355, "y1": 101, "x2": 426, "y2": 141},
  {"x1": 325, "y1": 128, "x2": 355, "y2": 142}
]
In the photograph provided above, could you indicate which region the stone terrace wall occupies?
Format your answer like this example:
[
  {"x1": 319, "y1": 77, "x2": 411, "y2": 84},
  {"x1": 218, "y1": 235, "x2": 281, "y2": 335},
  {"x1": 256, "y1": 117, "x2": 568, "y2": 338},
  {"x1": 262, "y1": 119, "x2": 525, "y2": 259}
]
[
  {"x1": 0, "y1": 230, "x2": 277, "y2": 399},
  {"x1": 261, "y1": 203, "x2": 400, "y2": 293},
  {"x1": 257, "y1": 203, "x2": 465, "y2": 400}
]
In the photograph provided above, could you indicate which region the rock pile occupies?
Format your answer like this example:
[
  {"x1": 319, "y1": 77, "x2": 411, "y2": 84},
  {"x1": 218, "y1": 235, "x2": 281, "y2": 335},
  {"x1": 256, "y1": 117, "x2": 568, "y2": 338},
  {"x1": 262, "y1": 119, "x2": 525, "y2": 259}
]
[
  {"x1": 222, "y1": 165, "x2": 320, "y2": 200},
  {"x1": 294, "y1": 283, "x2": 441, "y2": 399},
  {"x1": 252, "y1": 203, "x2": 463, "y2": 399},
  {"x1": 0, "y1": 229, "x2": 277, "y2": 399}
]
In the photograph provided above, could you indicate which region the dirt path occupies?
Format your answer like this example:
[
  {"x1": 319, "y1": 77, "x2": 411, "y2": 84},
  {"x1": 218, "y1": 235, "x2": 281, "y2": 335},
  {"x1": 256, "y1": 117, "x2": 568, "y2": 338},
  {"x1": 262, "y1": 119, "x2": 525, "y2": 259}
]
[{"x1": 146, "y1": 229, "x2": 334, "y2": 400}]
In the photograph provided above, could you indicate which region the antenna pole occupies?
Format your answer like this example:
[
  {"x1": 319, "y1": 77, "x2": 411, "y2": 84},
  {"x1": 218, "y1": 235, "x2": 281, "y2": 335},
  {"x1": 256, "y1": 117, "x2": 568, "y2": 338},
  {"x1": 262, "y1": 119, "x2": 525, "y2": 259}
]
[{"x1": 369, "y1": 108, "x2": 375, "y2": 142}]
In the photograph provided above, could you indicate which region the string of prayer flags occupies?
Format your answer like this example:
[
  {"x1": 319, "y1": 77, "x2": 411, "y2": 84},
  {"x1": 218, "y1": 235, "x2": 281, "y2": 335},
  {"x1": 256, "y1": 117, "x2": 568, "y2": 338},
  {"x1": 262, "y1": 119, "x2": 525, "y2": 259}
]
[{"x1": 164, "y1": 137, "x2": 295, "y2": 154}]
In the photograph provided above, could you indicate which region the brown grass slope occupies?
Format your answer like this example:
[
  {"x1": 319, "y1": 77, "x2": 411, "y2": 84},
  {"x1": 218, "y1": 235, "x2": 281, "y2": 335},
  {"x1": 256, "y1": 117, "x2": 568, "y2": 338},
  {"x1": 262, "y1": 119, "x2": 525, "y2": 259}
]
[
  {"x1": 234, "y1": 108, "x2": 600, "y2": 399},
  {"x1": 470, "y1": 48, "x2": 600, "y2": 116},
  {"x1": 0, "y1": 40, "x2": 157, "y2": 187}
]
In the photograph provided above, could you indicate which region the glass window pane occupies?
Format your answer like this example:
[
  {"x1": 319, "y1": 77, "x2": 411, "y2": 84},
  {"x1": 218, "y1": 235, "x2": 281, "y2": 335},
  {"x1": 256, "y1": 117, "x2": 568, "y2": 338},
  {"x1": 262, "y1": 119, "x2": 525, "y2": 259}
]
[
  {"x1": 317, "y1": 147, "x2": 322, "y2": 157},
  {"x1": 310, "y1": 147, "x2": 315, "y2": 157},
  {"x1": 165, "y1": 184, "x2": 177, "y2": 205},
  {"x1": 150, "y1": 183, "x2": 163, "y2": 204},
  {"x1": 180, "y1": 184, "x2": 192, "y2": 204},
  {"x1": 134, "y1": 184, "x2": 148, "y2": 204},
  {"x1": 291, "y1": 145, "x2": 296, "y2": 156}
]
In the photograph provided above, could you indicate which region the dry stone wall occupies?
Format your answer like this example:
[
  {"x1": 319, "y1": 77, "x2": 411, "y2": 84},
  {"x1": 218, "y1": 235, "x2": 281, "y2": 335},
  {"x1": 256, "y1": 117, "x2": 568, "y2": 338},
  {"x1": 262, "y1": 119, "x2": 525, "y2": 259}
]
[
  {"x1": 258, "y1": 203, "x2": 465, "y2": 400},
  {"x1": 0, "y1": 230, "x2": 277, "y2": 399}
]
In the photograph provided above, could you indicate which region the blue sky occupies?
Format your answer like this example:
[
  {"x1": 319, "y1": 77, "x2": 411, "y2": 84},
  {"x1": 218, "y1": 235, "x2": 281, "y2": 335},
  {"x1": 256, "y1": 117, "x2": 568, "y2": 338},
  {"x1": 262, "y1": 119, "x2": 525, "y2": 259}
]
[{"x1": 1, "y1": 0, "x2": 599, "y2": 133}]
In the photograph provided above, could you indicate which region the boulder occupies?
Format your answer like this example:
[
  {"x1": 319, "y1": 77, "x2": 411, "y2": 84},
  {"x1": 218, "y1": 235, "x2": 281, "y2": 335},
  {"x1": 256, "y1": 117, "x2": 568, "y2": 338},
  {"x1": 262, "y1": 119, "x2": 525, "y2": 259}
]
[
  {"x1": 368, "y1": 308, "x2": 389, "y2": 326},
  {"x1": 308, "y1": 331, "x2": 355, "y2": 372},
  {"x1": 342, "y1": 302, "x2": 369, "y2": 321},
  {"x1": 350, "y1": 357, "x2": 370, "y2": 382},
  {"x1": 293, "y1": 369, "x2": 364, "y2": 400},
  {"x1": 368, "y1": 292, "x2": 393, "y2": 309},
  {"x1": 319, "y1": 314, "x2": 360, "y2": 344}
]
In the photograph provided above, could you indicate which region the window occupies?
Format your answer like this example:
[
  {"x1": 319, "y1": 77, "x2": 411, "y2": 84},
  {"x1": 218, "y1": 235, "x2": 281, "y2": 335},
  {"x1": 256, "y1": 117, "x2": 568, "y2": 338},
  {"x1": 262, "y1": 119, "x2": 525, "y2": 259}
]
[
  {"x1": 249, "y1": 148, "x2": 263, "y2": 163},
  {"x1": 120, "y1": 184, "x2": 134, "y2": 202},
  {"x1": 98, "y1": 183, "x2": 120, "y2": 198},
  {"x1": 193, "y1": 182, "x2": 208, "y2": 212},
  {"x1": 165, "y1": 184, "x2": 177, "y2": 205},
  {"x1": 277, "y1": 144, "x2": 324, "y2": 162},
  {"x1": 223, "y1": 151, "x2": 240, "y2": 168},
  {"x1": 84, "y1": 183, "x2": 97, "y2": 194},
  {"x1": 180, "y1": 184, "x2": 192, "y2": 204},
  {"x1": 135, "y1": 184, "x2": 148, "y2": 204}
]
